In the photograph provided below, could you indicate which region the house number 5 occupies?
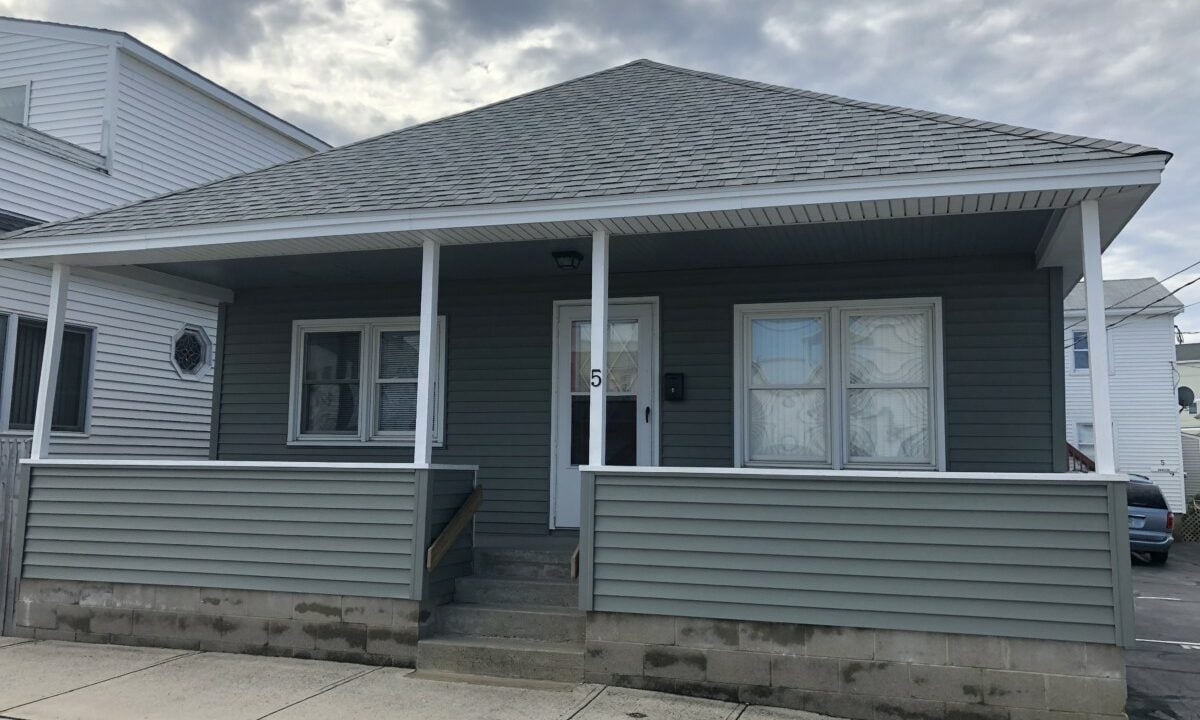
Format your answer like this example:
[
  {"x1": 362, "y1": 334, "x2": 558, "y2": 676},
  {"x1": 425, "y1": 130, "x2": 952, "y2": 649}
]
[{"x1": 591, "y1": 369, "x2": 603, "y2": 387}]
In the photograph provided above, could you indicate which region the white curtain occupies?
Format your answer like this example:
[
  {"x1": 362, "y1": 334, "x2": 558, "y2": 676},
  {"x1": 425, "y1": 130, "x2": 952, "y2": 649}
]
[
  {"x1": 748, "y1": 317, "x2": 827, "y2": 461},
  {"x1": 845, "y1": 313, "x2": 930, "y2": 462}
]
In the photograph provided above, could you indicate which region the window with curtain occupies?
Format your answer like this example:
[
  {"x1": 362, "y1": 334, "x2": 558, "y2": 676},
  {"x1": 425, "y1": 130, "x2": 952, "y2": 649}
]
[
  {"x1": 737, "y1": 300, "x2": 941, "y2": 470},
  {"x1": 0, "y1": 84, "x2": 28, "y2": 125},
  {"x1": 290, "y1": 317, "x2": 444, "y2": 445},
  {"x1": 0, "y1": 315, "x2": 93, "y2": 433}
]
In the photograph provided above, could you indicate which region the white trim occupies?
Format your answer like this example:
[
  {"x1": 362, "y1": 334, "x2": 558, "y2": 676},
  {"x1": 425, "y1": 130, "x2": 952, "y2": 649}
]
[
  {"x1": 733, "y1": 297, "x2": 946, "y2": 471},
  {"x1": 580, "y1": 464, "x2": 1127, "y2": 483},
  {"x1": 589, "y1": 229, "x2": 609, "y2": 466},
  {"x1": 0, "y1": 156, "x2": 1167, "y2": 263},
  {"x1": 169, "y1": 324, "x2": 212, "y2": 380},
  {"x1": 1068, "y1": 327, "x2": 1116, "y2": 376},
  {"x1": 74, "y1": 266, "x2": 233, "y2": 304},
  {"x1": 286, "y1": 315, "x2": 447, "y2": 447},
  {"x1": 21, "y1": 458, "x2": 478, "y2": 471},
  {"x1": 414, "y1": 239, "x2": 439, "y2": 464},
  {"x1": 30, "y1": 264, "x2": 69, "y2": 458},
  {"x1": 549, "y1": 296, "x2": 661, "y2": 530},
  {"x1": 1081, "y1": 199, "x2": 1116, "y2": 474}
]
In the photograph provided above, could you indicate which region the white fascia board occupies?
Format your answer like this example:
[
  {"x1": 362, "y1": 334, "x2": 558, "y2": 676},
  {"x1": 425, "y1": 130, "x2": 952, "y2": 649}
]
[{"x1": 0, "y1": 155, "x2": 1167, "y2": 263}]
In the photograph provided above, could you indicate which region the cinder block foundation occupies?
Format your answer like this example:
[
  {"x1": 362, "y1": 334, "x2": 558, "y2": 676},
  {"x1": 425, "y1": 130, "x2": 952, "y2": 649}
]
[
  {"x1": 585, "y1": 612, "x2": 1127, "y2": 720},
  {"x1": 13, "y1": 578, "x2": 426, "y2": 666}
]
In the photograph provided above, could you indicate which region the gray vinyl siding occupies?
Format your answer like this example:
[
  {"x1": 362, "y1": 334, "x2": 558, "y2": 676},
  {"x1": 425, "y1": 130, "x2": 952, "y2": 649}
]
[
  {"x1": 22, "y1": 464, "x2": 419, "y2": 598},
  {"x1": 582, "y1": 469, "x2": 1133, "y2": 646},
  {"x1": 423, "y1": 468, "x2": 477, "y2": 605},
  {"x1": 216, "y1": 254, "x2": 1060, "y2": 536}
]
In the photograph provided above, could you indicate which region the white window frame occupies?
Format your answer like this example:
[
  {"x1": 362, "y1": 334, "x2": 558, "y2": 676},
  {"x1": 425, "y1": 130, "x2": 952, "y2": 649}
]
[
  {"x1": 0, "y1": 81, "x2": 31, "y2": 126},
  {"x1": 1068, "y1": 327, "x2": 1115, "y2": 375},
  {"x1": 733, "y1": 297, "x2": 945, "y2": 471},
  {"x1": 287, "y1": 316, "x2": 446, "y2": 447},
  {"x1": 0, "y1": 309, "x2": 95, "y2": 437}
]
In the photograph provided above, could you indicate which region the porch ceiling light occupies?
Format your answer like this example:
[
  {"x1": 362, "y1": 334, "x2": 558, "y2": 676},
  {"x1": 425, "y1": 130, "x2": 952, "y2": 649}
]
[{"x1": 552, "y1": 250, "x2": 584, "y2": 271}]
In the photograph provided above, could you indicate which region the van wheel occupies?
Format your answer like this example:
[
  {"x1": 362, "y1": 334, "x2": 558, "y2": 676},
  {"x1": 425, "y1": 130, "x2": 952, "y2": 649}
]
[{"x1": 1148, "y1": 551, "x2": 1169, "y2": 565}]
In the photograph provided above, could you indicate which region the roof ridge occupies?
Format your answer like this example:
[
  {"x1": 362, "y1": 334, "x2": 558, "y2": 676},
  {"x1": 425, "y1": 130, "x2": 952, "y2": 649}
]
[
  {"x1": 633, "y1": 59, "x2": 1168, "y2": 159},
  {"x1": 3, "y1": 58, "x2": 650, "y2": 242}
]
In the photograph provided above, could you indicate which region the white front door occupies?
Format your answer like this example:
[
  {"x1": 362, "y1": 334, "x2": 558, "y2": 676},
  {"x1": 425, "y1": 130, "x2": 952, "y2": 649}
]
[{"x1": 552, "y1": 301, "x2": 657, "y2": 528}]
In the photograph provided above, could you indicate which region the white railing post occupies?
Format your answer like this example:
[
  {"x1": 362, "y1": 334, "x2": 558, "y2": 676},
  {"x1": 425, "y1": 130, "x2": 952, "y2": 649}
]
[
  {"x1": 589, "y1": 229, "x2": 610, "y2": 466},
  {"x1": 1080, "y1": 200, "x2": 1115, "y2": 474},
  {"x1": 31, "y1": 263, "x2": 70, "y2": 460},
  {"x1": 414, "y1": 239, "x2": 439, "y2": 465}
]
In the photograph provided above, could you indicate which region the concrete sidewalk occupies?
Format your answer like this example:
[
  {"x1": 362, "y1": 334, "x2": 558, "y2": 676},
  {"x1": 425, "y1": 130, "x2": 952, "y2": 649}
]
[{"x1": 0, "y1": 637, "x2": 826, "y2": 720}]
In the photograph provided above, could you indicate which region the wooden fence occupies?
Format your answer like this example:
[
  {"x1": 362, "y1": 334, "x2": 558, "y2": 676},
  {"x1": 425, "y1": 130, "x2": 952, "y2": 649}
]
[{"x1": 0, "y1": 437, "x2": 31, "y2": 633}]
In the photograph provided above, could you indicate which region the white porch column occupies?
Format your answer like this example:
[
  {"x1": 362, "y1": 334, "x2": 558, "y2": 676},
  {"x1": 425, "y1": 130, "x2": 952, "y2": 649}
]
[
  {"x1": 414, "y1": 239, "x2": 440, "y2": 465},
  {"x1": 1080, "y1": 199, "x2": 1115, "y2": 474},
  {"x1": 589, "y1": 229, "x2": 610, "y2": 466},
  {"x1": 31, "y1": 263, "x2": 70, "y2": 460}
]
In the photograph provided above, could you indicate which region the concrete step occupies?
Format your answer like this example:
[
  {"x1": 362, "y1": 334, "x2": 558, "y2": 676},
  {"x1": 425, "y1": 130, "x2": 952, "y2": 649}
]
[
  {"x1": 437, "y1": 602, "x2": 585, "y2": 643},
  {"x1": 473, "y1": 547, "x2": 574, "y2": 580},
  {"x1": 417, "y1": 635, "x2": 584, "y2": 683},
  {"x1": 454, "y1": 576, "x2": 578, "y2": 608}
]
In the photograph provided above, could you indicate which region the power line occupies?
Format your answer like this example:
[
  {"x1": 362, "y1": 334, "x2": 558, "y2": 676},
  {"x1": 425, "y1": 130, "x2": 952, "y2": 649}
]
[
  {"x1": 1063, "y1": 258, "x2": 1200, "y2": 333},
  {"x1": 1065, "y1": 284, "x2": 1200, "y2": 350}
]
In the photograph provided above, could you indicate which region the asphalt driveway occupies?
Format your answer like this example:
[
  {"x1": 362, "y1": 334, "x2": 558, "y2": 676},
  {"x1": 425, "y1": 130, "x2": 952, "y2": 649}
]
[{"x1": 1127, "y1": 541, "x2": 1200, "y2": 720}]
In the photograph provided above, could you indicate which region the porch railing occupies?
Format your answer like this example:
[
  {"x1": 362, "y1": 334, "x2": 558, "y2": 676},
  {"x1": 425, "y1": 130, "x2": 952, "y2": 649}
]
[
  {"x1": 1066, "y1": 442, "x2": 1096, "y2": 472},
  {"x1": 578, "y1": 466, "x2": 1134, "y2": 648},
  {"x1": 13, "y1": 459, "x2": 477, "y2": 603}
]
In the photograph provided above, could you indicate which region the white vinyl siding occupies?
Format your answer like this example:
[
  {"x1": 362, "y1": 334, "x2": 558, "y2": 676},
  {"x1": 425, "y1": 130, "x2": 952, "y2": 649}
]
[
  {"x1": 0, "y1": 31, "x2": 108, "y2": 150},
  {"x1": 111, "y1": 53, "x2": 313, "y2": 197},
  {"x1": 0, "y1": 138, "x2": 138, "y2": 221},
  {"x1": 1064, "y1": 312, "x2": 1185, "y2": 511},
  {"x1": 0, "y1": 262, "x2": 216, "y2": 457}
]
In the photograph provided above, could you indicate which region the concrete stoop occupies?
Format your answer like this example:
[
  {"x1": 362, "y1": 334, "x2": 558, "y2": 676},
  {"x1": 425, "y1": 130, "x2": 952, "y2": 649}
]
[{"x1": 417, "y1": 545, "x2": 585, "y2": 683}]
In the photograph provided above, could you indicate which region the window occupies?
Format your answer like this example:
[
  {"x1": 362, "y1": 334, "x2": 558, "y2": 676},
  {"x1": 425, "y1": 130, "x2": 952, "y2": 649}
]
[
  {"x1": 289, "y1": 317, "x2": 445, "y2": 445},
  {"x1": 1076, "y1": 422, "x2": 1095, "y2": 461},
  {"x1": 735, "y1": 299, "x2": 943, "y2": 469},
  {"x1": 0, "y1": 84, "x2": 29, "y2": 125},
  {"x1": 0, "y1": 313, "x2": 93, "y2": 433},
  {"x1": 1072, "y1": 331, "x2": 1089, "y2": 371},
  {"x1": 171, "y1": 326, "x2": 211, "y2": 378}
]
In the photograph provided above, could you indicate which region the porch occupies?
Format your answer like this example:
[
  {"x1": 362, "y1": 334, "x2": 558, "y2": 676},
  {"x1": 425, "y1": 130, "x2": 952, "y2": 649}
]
[{"x1": 0, "y1": 165, "x2": 1152, "y2": 716}]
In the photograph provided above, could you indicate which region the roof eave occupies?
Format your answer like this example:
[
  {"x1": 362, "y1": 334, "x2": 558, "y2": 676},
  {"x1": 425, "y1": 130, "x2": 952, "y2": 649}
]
[{"x1": 0, "y1": 154, "x2": 1168, "y2": 266}]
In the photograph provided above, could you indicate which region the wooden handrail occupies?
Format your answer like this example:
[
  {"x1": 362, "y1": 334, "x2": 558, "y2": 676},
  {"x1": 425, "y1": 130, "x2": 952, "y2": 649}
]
[
  {"x1": 426, "y1": 485, "x2": 483, "y2": 572},
  {"x1": 570, "y1": 544, "x2": 580, "y2": 580},
  {"x1": 1066, "y1": 443, "x2": 1096, "y2": 472}
]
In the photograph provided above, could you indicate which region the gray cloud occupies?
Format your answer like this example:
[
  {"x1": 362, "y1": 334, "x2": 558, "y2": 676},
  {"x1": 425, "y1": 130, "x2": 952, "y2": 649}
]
[{"x1": 3, "y1": 0, "x2": 1198, "y2": 327}]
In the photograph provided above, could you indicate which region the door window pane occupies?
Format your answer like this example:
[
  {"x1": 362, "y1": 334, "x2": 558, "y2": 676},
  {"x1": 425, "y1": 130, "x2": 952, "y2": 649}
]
[
  {"x1": 571, "y1": 320, "x2": 640, "y2": 393},
  {"x1": 300, "y1": 331, "x2": 360, "y2": 434},
  {"x1": 748, "y1": 389, "x2": 827, "y2": 462},
  {"x1": 846, "y1": 313, "x2": 928, "y2": 385},
  {"x1": 570, "y1": 395, "x2": 638, "y2": 466},
  {"x1": 750, "y1": 318, "x2": 824, "y2": 385},
  {"x1": 8, "y1": 320, "x2": 91, "y2": 432}
]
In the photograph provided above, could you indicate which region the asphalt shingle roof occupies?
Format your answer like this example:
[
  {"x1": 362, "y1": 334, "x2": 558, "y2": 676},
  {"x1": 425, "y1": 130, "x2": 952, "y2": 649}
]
[{"x1": 8, "y1": 59, "x2": 1168, "y2": 241}]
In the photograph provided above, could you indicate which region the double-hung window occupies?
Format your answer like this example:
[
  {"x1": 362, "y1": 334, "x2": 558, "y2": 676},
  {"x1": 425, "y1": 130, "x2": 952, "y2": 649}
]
[
  {"x1": 289, "y1": 317, "x2": 445, "y2": 445},
  {"x1": 1071, "y1": 331, "x2": 1089, "y2": 371},
  {"x1": 735, "y1": 298, "x2": 943, "y2": 470},
  {"x1": 0, "y1": 313, "x2": 93, "y2": 433}
]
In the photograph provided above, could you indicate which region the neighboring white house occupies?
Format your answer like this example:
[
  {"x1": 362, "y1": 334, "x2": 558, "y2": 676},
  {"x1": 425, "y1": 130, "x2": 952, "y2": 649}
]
[
  {"x1": 1065, "y1": 277, "x2": 1185, "y2": 510},
  {"x1": 0, "y1": 16, "x2": 328, "y2": 457}
]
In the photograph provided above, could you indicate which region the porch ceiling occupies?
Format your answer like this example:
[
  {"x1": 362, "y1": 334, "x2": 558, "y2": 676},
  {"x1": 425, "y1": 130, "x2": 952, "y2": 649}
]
[{"x1": 143, "y1": 211, "x2": 1055, "y2": 290}]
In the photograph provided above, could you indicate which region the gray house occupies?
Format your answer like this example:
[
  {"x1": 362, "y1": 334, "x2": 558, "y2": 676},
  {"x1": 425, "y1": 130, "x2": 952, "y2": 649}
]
[{"x1": 0, "y1": 61, "x2": 1163, "y2": 718}]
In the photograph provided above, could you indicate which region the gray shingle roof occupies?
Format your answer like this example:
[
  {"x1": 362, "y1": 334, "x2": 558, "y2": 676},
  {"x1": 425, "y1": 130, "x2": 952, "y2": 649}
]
[
  {"x1": 7, "y1": 59, "x2": 1168, "y2": 241},
  {"x1": 1064, "y1": 278, "x2": 1184, "y2": 313}
]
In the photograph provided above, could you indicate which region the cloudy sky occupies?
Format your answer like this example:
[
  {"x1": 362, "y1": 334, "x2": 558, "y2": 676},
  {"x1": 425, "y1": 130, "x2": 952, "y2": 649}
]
[{"x1": 5, "y1": 0, "x2": 1198, "y2": 329}]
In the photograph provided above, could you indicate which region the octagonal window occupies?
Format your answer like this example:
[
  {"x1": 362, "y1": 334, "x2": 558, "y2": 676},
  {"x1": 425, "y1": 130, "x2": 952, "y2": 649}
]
[{"x1": 172, "y1": 327, "x2": 210, "y2": 378}]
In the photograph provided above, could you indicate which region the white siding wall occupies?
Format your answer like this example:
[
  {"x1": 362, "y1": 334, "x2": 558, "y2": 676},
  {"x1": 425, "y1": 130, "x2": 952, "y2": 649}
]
[
  {"x1": 0, "y1": 261, "x2": 215, "y2": 458},
  {"x1": 0, "y1": 31, "x2": 108, "y2": 151},
  {"x1": 111, "y1": 53, "x2": 312, "y2": 196},
  {"x1": 1065, "y1": 312, "x2": 1185, "y2": 511},
  {"x1": 0, "y1": 137, "x2": 140, "y2": 221}
]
